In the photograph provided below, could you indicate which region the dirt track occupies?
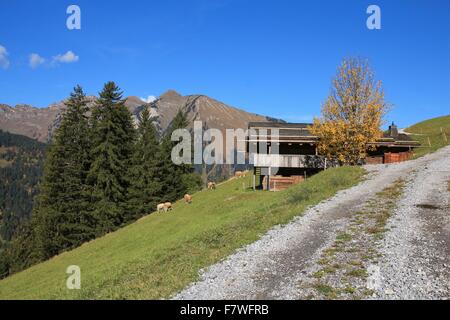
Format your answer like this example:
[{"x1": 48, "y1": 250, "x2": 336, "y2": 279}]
[{"x1": 175, "y1": 146, "x2": 450, "y2": 300}]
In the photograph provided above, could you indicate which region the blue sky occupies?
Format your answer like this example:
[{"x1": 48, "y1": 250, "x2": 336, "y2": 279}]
[{"x1": 0, "y1": 0, "x2": 449, "y2": 128}]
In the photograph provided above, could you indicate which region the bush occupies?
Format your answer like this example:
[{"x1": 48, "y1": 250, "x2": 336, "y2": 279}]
[{"x1": 182, "y1": 173, "x2": 203, "y2": 194}]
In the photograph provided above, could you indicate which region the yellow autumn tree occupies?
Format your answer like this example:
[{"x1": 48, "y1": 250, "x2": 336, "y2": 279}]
[{"x1": 311, "y1": 58, "x2": 388, "y2": 165}]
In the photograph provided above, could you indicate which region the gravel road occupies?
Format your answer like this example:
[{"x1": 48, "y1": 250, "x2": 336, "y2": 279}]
[
  {"x1": 373, "y1": 147, "x2": 450, "y2": 299},
  {"x1": 174, "y1": 146, "x2": 450, "y2": 300}
]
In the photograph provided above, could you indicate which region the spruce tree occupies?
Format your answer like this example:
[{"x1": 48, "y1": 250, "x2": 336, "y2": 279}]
[
  {"x1": 128, "y1": 106, "x2": 163, "y2": 218},
  {"x1": 33, "y1": 85, "x2": 93, "y2": 259},
  {"x1": 160, "y1": 109, "x2": 198, "y2": 202},
  {"x1": 88, "y1": 82, "x2": 136, "y2": 234}
]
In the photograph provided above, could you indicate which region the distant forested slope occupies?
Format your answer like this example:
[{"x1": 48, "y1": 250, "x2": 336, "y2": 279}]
[{"x1": 0, "y1": 130, "x2": 46, "y2": 242}]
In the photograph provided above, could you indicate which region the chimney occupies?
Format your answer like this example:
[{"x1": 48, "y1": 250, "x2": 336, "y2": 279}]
[{"x1": 389, "y1": 122, "x2": 399, "y2": 138}]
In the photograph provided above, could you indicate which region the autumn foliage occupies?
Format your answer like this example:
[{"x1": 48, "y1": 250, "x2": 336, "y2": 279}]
[{"x1": 311, "y1": 58, "x2": 388, "y2": 165}]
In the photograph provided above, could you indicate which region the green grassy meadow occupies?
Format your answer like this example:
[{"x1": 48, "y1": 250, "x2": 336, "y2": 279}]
[
  {"x1": 405, "y1": 115, "x2": 450, "y2": 158},
  {"x1": 0, "y1": 167, "x2": 364, "y2": 300}
]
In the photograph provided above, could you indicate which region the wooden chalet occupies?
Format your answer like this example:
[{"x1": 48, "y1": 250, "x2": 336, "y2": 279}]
[{"x1": 246, "y1": 122, "x2": 420, "y2": 191}]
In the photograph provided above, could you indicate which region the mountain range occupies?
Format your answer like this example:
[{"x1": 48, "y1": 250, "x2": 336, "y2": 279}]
[{"x1": 0, "y1": 90, "x2": 279, "y2": 142}]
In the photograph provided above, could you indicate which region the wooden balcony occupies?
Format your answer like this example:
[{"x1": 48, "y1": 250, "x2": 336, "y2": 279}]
[{"x1": 252, "y1": 154, "x2": 327, "y2": 168}]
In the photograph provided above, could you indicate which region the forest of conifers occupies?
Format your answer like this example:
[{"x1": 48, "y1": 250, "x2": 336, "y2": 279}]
[{"x1": 0, "y1": 82, "x2": 201, "y2": 279}]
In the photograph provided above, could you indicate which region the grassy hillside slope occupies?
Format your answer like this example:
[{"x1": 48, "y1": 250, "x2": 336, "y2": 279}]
[
  {"x1": 0, "y1": 167, "x2": 364, "y2": 300},
  {"x1": 405, "y1": 115, "x2": 450, "y2": 158}
]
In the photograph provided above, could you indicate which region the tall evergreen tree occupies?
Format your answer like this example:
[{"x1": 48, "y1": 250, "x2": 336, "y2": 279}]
[
  {"x1": 128, "y1": 106, "x2": 163, "y2": 218},
  {"x1": 160, "y1": 109, "x2": 199, "y2": 202},
  {"x1": 33, "y1": 85, "x2": 93, "y2": 259},
  {"x1": 88, "y1": 82, "x2": 136, "y2": 234}
]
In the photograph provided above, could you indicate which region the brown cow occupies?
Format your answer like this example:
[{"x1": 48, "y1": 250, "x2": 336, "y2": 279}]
[
  {"x1": 164, "y1": 202, "x2": 173, "y2": 211},
  {"x1": 184, "y1": 194, "x2": 193, "y2": 203},
  {"x1": 235, "y1": 171, "x2": 245, "y2": 178},
  {"x1": 207, "y1": 182, "x2": 216, "y2": 190},
  {"x1": 157, "y1": 202, "x2": 173, "y2": 212},
  {"x1": 157, "y1": 203, "x2": 166, "y2": 212}
]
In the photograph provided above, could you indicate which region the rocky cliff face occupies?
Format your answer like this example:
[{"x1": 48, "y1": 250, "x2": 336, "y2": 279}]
[
  {"x1": 0, "y1": 90, "x2": 277, "y2": 142},
  {"x1": 0, "y1": 103, "x2": 63, "y2": 142},
  {"x1": 151, "y1": 90, "x2": 274, "y2": 133}
]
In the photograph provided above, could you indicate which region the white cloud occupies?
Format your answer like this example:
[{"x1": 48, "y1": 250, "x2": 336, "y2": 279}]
[
  {"x1": 140, "y1": 95, "x2": 157, "y2": 103},
  {"x1": 52, "y1": 50, "x2": 79, "y2": 64},
  {"x1": 29, "y1": 53, "x2": 45, "y2": 69},
  {"x1": 0, "y1": 45, "x2": 10, "y2": 69}
]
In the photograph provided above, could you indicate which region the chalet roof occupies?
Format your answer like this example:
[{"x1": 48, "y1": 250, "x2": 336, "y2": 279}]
[
  {"x1": 249, "y1": 122, "x2": 311, "y2": 129},
  {"x1": 382, "y1": 132, "x2": 414, "y2": 142},
  {"x1": 247, "y1": 121, "x2": 420, "y2": 147},
  {"x1": 248, "y1": 122, "x2": 316, "y2": 139}
]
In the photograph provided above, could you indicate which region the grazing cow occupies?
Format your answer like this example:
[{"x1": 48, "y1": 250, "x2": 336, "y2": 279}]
[
  {"x1": 164, "y1": 202, "x2": 173, "y2": 211},
  {"x1": 157, "y1": 202, "x2": 173, "y2": 212},
  {"x1": 235, "y1": 171, "x2": 245, "y2": 178},
  {"x1": 157, "y1": 203, "x2": 166, "y2": 212},
  {"x1": 184, "y1": 194, "x2": 193, "y2": 203},
  {"x1": 207, "y1": 182, "x2": 216, "y2": 190}
]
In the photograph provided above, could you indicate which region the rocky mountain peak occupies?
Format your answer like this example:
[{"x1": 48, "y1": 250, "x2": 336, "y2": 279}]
[
  {"x1": 0, "y1": 90, "x2": 276, "y2": 142},
  {"x1": 160, "y1": 89, "x2": 183, "y2": 101}
]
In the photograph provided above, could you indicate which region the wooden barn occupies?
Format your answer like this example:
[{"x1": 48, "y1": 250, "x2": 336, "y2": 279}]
[{"x1": 246, "y1": 122, "x2": 420, "y2": 191}]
